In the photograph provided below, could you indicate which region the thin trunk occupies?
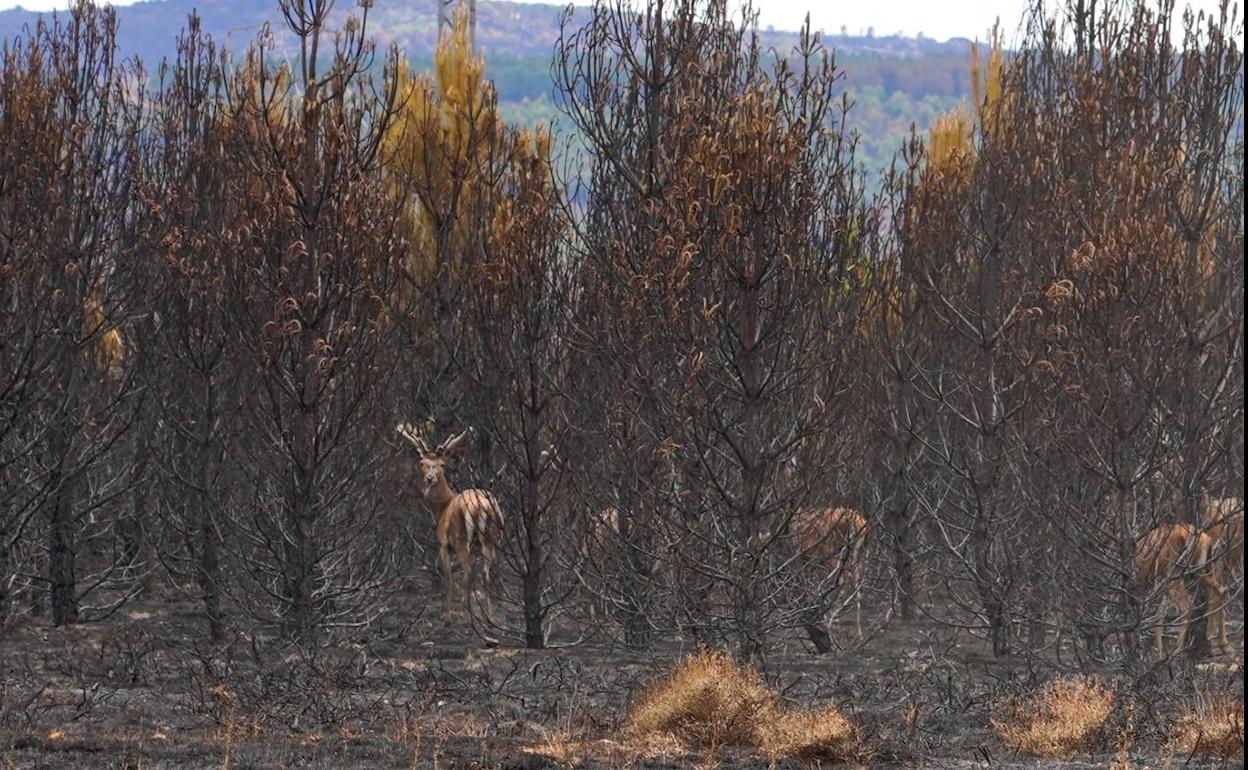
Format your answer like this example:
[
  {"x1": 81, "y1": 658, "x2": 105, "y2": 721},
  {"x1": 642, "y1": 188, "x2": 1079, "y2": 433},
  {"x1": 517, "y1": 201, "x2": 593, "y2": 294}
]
[
  {"x1": 735, "y1": 267, "x2": 765, "y2": 662},
  {"x1": 0, "y1": 530, "x2": 10, "y2": 629},
  {"x1": 28, "y1": 549, "x2": 44, "y2": 618},
  {"x1": 973, "y1": 500, "x2": 1007, "y2": 656},
  {"x1": 889, "y1": 491, "x2": 916, "y2": 620},
  {"x1": 121, "y1": 437, "x2": 153, "y2": 592},
  {"x1": 282, "y1": 491, "x2": 316, "y2": 641},
  {"x1": 522, "y1": 489, "x2": 544, "y2": 648},
  {"x1": 986, "y1": 597, "x2": 1009, "y2": 657},
  {"x1": 47, "y1": 420, "x2": 78, "y2": 627},
  {"x1": 282, "y1": 399, "x2": 318, "y2": 640},
  {"x1": 48, "y1": 493, "x2": 78, "y2": 626},
  {"x1": 195, "y1": 492, "x2": 223, "y2": 641}
]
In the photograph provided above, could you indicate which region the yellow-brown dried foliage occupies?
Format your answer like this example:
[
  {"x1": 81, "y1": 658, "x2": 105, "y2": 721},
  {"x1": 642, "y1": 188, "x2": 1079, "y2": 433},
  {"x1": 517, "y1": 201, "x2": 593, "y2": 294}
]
[
  {"x1": 626, "y1": 648, "x2": 862, "y2": 763},
  {"x1": 1166, "y1": 692, "x2": 1244, "y2": 760},
  {"x1": 992, "y1": 676, "x2": 1116, "y2": 758}
]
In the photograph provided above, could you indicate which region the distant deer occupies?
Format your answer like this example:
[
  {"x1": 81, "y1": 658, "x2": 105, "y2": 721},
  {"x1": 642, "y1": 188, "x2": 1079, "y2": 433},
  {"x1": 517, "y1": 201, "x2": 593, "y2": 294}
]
[
  {"x1": 580, "y1": 506, "x2": 620, "y2": 564},
  {"x1": 396, "y1": 423, "x2": 504, "y2": 616},
  {"x1": 794, "y1": 506, "x2": 868, "y2": 650},
  {"x1": 576, "y1": 506, "x2": 620, "y2": 625},
  {"x1": 1135, "y1": 521, "x2": 1228, "y2": 657}
]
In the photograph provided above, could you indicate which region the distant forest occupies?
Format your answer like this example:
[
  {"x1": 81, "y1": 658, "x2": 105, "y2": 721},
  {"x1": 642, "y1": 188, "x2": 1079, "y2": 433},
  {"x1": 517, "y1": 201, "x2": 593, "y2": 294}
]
[
  {"x1": 0, "y1": 0, "x2": 982, "y2": 176},
  {"x1": 483, "y1": 50, "x2": 971, "y2": 177}
]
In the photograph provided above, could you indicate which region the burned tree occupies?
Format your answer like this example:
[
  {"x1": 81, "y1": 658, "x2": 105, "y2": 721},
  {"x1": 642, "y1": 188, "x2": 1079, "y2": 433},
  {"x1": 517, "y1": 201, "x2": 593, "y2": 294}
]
[
  {"x1": 457, "y1": 127, "x2": 580, "y2": 648},
  {"x1": 140, "y1": 16, "x2": 235, "y2": 641},
  {"x1": 556, "y1": 0, "x2": 872, "y2": 657},
  {"x1": 0, "y1": 4, "x2": 145, "y2": 627},
  {"x1": 216, "y1": 0, "x2": 408, "y2": 640}
]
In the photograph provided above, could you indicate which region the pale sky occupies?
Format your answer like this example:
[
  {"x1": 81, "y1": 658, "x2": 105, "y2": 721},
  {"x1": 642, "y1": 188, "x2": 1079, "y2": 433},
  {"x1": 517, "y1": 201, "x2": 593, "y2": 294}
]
[{"x1": 0, "y1": 0, "x2": 1238, "y2": 42}]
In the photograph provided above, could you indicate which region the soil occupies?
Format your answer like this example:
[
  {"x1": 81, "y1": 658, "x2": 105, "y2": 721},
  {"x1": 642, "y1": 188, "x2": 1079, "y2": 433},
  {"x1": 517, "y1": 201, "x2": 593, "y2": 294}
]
[{"x1": 1, "y1": 576, "x2": 1243, "y2": 769}]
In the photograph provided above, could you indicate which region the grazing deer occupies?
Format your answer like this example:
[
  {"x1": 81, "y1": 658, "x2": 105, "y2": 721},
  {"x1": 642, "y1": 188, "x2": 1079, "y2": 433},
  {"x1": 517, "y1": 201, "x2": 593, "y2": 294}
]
[
  {"x1": 1135, "y1": 522, "x2": 1228, "y2": 657},
  {"x1": 396, "y1": 423, "x2": 504, "y2": 615},
  {"x1": 794, "y1": 507, "x2": 867, "y2": 649}
]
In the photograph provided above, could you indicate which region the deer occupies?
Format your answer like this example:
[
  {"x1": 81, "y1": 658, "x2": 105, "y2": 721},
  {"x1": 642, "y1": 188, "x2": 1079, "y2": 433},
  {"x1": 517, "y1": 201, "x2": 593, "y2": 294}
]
[
  {"x1": 396, "y1": 423, "x2": 504, "y2": 617},
  {"x1": 793, "y1": 506, "x2": 868, "y2": 651},
  {"x1": 1135, "y1": 521, "x2": 1229, "y2": 658},
  {"x1": 1200, "y1": 496, "x2": 1244, "y2": 577},
  {"x1": 579, "y1": 506, "x2": 620, "y2": 563},
  {"x1": 576, "y1": 506, "x2": 620, "y2": 625},
  {"x1": 1202, "y1": 496, "x2": 1244, "y2": 649}
]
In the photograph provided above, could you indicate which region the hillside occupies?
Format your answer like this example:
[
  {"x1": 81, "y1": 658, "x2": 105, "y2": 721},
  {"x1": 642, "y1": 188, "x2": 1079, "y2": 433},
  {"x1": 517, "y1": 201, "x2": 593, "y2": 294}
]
[
  {"x1": 0, "y1": 0, "x2": 978, "y2": 174},
  {"x1": 0, "y1": 0, "x2": 981, "y2": 63}
]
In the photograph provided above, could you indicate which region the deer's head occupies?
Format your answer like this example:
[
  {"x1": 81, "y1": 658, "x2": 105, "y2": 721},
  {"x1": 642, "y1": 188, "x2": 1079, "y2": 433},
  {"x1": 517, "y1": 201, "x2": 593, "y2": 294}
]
[{"x1": 396, "y1": 423, "x2": 473, "y2": 494}]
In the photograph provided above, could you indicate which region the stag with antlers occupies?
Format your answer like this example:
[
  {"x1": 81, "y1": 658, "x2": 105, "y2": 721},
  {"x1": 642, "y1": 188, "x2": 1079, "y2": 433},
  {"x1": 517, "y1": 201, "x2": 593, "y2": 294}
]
[{"x1": 397, "y1": 423, "x2": 504, "y2": 616}]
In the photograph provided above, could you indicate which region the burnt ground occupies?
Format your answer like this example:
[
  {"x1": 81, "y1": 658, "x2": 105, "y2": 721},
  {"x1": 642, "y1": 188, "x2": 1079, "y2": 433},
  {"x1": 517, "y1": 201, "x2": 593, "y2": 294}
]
[{"x1": 0, "y1": 575, "x2": 1243, "y2": 770}]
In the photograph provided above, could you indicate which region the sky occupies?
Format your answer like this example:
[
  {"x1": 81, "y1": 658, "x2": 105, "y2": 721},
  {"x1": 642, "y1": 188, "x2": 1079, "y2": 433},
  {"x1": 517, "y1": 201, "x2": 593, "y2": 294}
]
[{"x1": 0, "y1": 0, "x2": 1237, "y2": 42}]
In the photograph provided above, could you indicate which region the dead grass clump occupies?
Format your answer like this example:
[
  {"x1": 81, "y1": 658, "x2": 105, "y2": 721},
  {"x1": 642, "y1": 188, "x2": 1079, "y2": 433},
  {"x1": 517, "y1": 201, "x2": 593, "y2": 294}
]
[
  {"x1": 992, "y1": 676, "x2": 1115, "y2": 758},
  {"x1": 627, "y1": 648, "x2": 779, "y2": 747},
  {"x1": 1166, "y1": 693, "x2": 1244, "y2": 760},
  {"x1": 524, "y1": 727, "x2": 582, "y2": 766},
  {"x1": 757, "y1": 705, "x2": 862, "y2": 763},
  {"x1": 626, "y1": 648, "x2": 862, "y2": 763}
]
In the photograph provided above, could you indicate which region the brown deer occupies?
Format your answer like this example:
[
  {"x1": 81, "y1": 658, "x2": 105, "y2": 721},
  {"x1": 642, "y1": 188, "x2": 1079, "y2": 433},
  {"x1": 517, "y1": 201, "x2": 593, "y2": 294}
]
[
  {"x1": 1200, "y1": 496, "x2": 1244, "y2": 577},
  {"x1": 396, "y1": 423, "x2": 504, "y2": 615},
  {"x1": 793, "y1": 507, "x2": 867, "y2": 650},
  {"x1": 1135, "y1": 522, "x2": 1228, "y2": 657}
]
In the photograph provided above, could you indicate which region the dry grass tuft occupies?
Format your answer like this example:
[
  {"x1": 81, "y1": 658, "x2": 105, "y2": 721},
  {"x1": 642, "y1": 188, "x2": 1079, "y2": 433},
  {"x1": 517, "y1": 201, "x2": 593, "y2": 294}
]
[
  {"x1": 627, "y1": 648, "x2": 779, "y2": 747},
  {"x1": 626, "y1": 648, "x2": 862, "y2": 763},
  {"x1": 757, "y1": 705, "x2": 862, "y2": 763},
  {"x1": 1166, "y1": 693, "x2": 1244, "y2": 760},
  {"x1": 992, "y1": 676, "x2": 1115, "y2": 758},
  {"x1": 523, "y1": 727, "x2": 582, "y2": 766}
]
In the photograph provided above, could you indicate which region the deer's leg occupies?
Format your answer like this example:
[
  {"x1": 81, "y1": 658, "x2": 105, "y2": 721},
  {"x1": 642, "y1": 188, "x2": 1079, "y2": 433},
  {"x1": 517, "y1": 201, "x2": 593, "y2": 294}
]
[
  {"x1": 853, "y1": 560, "x2": 865, "y2": 640},
  {"x1": 1151, "y1": 584, "x2": 1170, "y2": 659},
  {"x1": 1202, "y1": 574, "x2": 1229, "y2": 654},
  {"x1": 479, "y1": 537, "x2": 497, "y2": 622},
  {"x1": 854, "y1": 589, "x2": 863, "y2": 640},
  {"x1": 1168, "y1": 579, "x2": 1192, "y2": 656},
  {"x1": 1236, "y1": 567, "x2": 1246, "y2": 646},
  {"x1": 480, "y1": 538, "x2": 495, "y2": 585},
  {"x1": 439, "y1": 543, "x2": 455, "y2": 608}
]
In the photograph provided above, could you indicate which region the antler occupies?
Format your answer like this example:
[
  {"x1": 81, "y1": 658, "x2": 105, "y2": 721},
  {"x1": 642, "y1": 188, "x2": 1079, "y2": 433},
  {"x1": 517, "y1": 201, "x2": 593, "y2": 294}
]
[
  {"x1": 437, "y1": 427, "x2": 473, "y2": 456},
  {"x1": 396, "y1": 422, "x2": 432, "y2": 454}
]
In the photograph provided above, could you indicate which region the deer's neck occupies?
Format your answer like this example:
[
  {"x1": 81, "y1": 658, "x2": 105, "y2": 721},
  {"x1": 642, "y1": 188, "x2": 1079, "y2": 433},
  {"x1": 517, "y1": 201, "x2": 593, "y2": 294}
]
[{"x1": 425, "y1": 479, "x2": 456, "y2": 511}]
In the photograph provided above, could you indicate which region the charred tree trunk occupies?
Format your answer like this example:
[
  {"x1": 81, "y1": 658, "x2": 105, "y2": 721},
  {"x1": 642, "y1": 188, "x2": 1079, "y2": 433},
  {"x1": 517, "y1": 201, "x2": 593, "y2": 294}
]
[
  {"x1": 522, "y1": 475, "x2": 545, "y2": 649},
  {"x1": 803, "y1": 613, "x2": 834, "y2": 655},
  {"x1": 282, "y1": 490, "x2": 316, "y2": 642},
  {"x1": 889, "y1": 492, "x2": 916, "y2": 621},
  {"x1": 47, "y1": 421, "x2": 78, "y2": 627},
  {"x1": 0, "y1": 528, "x2": 11, "y2": 629},
  {"x1": 120, "y1": 436, "x2": 153, "y2": 592},
  {"x1": 195, "y1": 492, "x2": 223, "y2": 641}
]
